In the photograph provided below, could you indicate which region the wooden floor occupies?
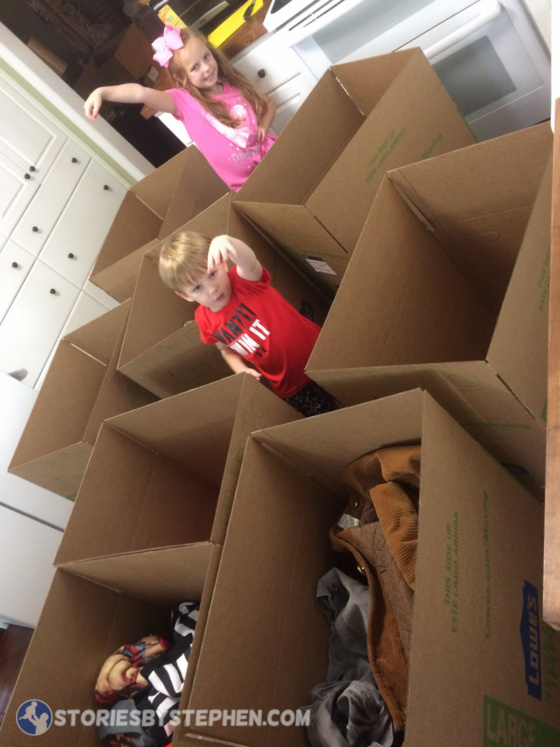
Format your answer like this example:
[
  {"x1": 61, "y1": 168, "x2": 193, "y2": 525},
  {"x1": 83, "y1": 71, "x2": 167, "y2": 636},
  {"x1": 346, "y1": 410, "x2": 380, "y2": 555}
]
[{"x1": 0, "y1": 625, "x2": 34, "y2": 726}]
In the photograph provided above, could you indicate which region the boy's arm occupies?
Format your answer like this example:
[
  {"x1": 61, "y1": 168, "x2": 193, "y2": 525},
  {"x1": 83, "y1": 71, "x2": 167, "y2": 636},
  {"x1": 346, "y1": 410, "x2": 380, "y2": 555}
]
[
  {"x1": 216, "y1": 343, "x2": 262, "y2": 381},
  {"x1": 84, "y1": 84, "x2": 177, "y2": 119},
  {"x1": 208, "y1": 236, "x2": 263, "y2": 282}
]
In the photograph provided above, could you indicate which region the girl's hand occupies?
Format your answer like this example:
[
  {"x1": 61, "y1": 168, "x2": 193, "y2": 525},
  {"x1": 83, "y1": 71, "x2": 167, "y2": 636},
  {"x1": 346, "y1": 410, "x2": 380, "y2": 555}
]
[
  {"x1": 256, "y1": 126, "x2": 266, "y2": 143},
  {"x1": 84, "y1": 89, "x2": 103, "y2": 119}
]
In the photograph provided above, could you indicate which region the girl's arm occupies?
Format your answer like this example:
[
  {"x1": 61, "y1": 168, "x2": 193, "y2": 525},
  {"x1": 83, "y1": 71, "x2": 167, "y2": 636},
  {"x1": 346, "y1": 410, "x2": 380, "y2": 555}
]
[
  {"x1": 208, "y1": 235, "x2": 263, "y2": 281},
  {"x1": 216, "y1": 343, "x2": 262, "y2": 380},
  {"x1": 83, "y1": 83, "x2": 177, "y2": 119},
  {"x1": 256, "y1": 94, "x2": 277, "y2": 143}
]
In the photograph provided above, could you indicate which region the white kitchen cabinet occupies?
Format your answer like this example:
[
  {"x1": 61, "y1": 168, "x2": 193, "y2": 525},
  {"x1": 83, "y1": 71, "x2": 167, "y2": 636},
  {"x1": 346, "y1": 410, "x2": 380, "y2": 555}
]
[
  {"x1": 10, "y1": 140, "x2": 91, "y2": 257},
  {"x1": 0, "y1": 73, "x2": 66, "y2": 176},
  {"x1": 0, "y1": 261, "x2": 80, "y2": 387},
  {"x1": 38, "y1": 161, "x2": 126, "y2": 287},
  {"x1": 268, "y1": 74, "x2": 316, "y2": 134},
  {"x1": 0, "y1": 241, "x2": 35, "y2": 323},
  {"x1": 232, "y1": 33, "x2": 317, "y2": 135},
  {"x1": 0, "y1": 69, "x2": 129, "y2": 390}
]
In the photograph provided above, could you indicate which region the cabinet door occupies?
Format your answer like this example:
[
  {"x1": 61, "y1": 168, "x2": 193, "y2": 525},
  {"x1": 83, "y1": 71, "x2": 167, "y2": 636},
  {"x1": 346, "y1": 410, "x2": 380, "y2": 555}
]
[
  {"x1": 38, "y1": 161, "x2": 127, "y2": 288},
  {"x1": 0, "y1": 241, "x2": 35, "y2": 323},
  {"x1": 10, "y1": 140, "x2": 91, "y2": 257},
  {"x1": 0, "y1": 261, "x2": 80, "y2": 388},
  {"x1": 0, "y1": 73, "x2": 66, "y2": 176},
  {"x1": 0, "y1": 154, "x2": 41, "y2": 236}
]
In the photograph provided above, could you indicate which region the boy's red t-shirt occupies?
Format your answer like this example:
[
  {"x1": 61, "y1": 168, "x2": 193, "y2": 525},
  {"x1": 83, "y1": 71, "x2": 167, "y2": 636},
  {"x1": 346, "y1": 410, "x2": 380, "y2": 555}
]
[{"x1": 195, "y1": 266, "x2": 320, "y2": 397}]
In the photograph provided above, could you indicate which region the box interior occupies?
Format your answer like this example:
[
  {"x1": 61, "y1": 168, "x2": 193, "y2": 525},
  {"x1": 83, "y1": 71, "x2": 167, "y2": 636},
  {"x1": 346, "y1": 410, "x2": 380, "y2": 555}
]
[{"x1": 308, "y1": 124, "x2": 552, "y2": 374}]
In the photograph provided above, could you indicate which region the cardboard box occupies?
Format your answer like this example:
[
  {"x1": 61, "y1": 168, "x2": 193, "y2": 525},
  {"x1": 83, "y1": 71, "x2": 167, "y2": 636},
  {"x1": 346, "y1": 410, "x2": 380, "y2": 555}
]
[
  {"x1": 54, "y1": 373, "x2": 299, "y2": 570},
  {"x1": 234, "y1": 47, "x2": 476, "y2": 288},
  {"x1": 90, "y1": 146, "x2": 229, "y2": 302},
  {"x1": 7, "y1": 302, "x2": 156, "y2": 500},
  {"x1": 0, "y1": 375, "x2": 299, "y2": 746},
  {"x1": 117, "y1": 195, "x2": 332, "y2": 398},
  {"x1": 307, "y1": 123, "x2": 553, "y2": 489},
  {"x1": 181, "y1": 389, "x2": 560, "y2": 745}
]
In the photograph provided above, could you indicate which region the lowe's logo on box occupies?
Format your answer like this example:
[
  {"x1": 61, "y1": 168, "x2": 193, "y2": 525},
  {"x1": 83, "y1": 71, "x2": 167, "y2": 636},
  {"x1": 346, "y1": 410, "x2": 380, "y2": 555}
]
[{"x1": 520, "y1": 580, "x2": 542, "y2": 699}]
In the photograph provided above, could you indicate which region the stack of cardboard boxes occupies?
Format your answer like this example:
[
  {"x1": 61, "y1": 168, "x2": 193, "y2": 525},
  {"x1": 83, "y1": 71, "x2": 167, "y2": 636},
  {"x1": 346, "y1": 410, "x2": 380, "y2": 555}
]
[{"x1": 2, "y1": 49, "x2": 559, "y2": 746}]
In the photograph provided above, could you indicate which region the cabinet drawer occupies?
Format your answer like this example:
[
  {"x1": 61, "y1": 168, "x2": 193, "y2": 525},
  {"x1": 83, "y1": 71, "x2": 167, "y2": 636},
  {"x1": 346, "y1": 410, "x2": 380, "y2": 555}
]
[
  {"x1": 268, "y1": 75, "x2": 315, "y2": 134},
  {"x1": 0, "y1": 241, "x2": 35, "y2": 322},
  {"x1": 38, "y1": 161, "x2": 127, "y2": 288},
  {"x1": 233, "y1": 36, "x2": 301, "y2": 95},
  {"x1": 11, "y1": 140, "x2": 91, "y2": 257},
  {"x1": 0, "y1": 261, "x2": 80, "y2": 388}
]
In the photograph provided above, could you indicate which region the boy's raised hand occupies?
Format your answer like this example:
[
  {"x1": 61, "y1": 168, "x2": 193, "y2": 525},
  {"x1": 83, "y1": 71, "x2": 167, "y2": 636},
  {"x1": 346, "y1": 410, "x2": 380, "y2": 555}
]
[
  {"x1": 208, "y1": 235, "x2": 262, "y2": 281},
  {"x1": 207, "y1": 235, "x2": 234, "y2": 271}
]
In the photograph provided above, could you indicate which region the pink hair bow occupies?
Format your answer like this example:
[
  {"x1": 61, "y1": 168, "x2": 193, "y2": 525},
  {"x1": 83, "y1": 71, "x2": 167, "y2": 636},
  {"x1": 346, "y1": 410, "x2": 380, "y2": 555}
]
[{"x1": 152, "y1": 25, "x2": 183, "y2": 67}]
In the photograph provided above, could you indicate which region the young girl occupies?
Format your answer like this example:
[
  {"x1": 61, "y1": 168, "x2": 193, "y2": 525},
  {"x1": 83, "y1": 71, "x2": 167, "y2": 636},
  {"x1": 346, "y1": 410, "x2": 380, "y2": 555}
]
[{"x1": 83, "y1": 26, "x2": 277, "y2": 191}]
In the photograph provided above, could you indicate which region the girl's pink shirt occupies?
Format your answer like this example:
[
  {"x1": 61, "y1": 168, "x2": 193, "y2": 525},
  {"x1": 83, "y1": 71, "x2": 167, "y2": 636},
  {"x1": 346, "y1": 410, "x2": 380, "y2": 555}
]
[{"x1": 167, "y1": 83, "x2": 276, "y2": 191}]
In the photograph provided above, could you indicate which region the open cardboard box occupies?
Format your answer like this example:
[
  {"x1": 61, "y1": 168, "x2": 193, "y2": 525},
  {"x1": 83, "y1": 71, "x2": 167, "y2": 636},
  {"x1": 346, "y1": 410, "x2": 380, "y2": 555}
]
[
  {"x1": 233, "y1": 47, "x2": 475, "y2": 288},
  {"x1": 306, "y1": 123, "x2": 553, "y2": 490},
  {"x1": 90, "y1": 146, "x2": 229, "y2": 302},
  {"x1": 0, "y1": 375, "x2": 298, "y2": 745},
  {"x1": 7, "y1": 301, "x2": 156, "y2": 500},
  {"x1": 54, "y1": 373, "x2": 299, "y2": 574},
  {"x1": 180, "y1": 389, "x2": 560, "y2": 746},
  {"x1": 0, "y1": 565, "x2": 224, "y2": 747},
  {"x1": 117, "y1": 194, "x2": 332, "y2": 398}
]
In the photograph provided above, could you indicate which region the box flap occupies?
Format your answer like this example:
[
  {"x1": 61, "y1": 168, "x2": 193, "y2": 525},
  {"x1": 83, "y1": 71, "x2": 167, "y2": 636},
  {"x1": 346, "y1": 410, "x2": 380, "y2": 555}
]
[
  {"x1": 61, "y1": 543, "x2": 216, "y2": 607},
  {"x1": 118, "y1": 321, "x2": 231, "y2": 399},
  {"x1": 132, "y1": 147, "x2": 192, "y2": 219},
  {"x1": 119, "y1": 254, "x2": 192, "y2": 368},
  {"x1": 406, "y1": 395, "x2": 559, "y2": 743},
  {"x1": 8, "y1": 341, "x2": 104, "y2": 471},
  {"x1": 331, "y1": 47, "x2": 420, "y2": 117},
  {"x1": 159, "y1": 147, "x2": 229, "y2": 238},
  {"x1": 64, "y1": 300, "x2": 131, "y2": 364},
  {"x1": 8, "y1": 441, "x2": 93, "y2": 500},
  {"x1": 91, "y1": 191, "x2": 162, "y2": 276},
  {"x1": 488, "y1": 156, "x2": 552, "y2": 422},
  {"x1": 254, "y1": 388, "x2": 425, "y2": 495},
  {"x1": 235, "y1": 69, "x2": 364, "y2": 204},
  {"x1": 184, "y1": 439, "x2": 341, "y2": 747},
  {"x1": 309, "y1": 50, "x2": 476, "y2": 251},
  {"x1": 388, "y1": 123, "x2": 553, "y2": 314},
  {"x1": 90, "y1": 238, "x2": 159, "y2": 303}
]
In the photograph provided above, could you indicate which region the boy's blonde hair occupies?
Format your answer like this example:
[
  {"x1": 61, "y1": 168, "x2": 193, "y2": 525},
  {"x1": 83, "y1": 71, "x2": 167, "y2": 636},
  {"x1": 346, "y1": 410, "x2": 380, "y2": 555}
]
[
  {"x1": 159, "y1": 231, "x2": 211, "y2": 292},
  {"x1": 169, "y1": 28, "x2": 268, "y2": 128}
]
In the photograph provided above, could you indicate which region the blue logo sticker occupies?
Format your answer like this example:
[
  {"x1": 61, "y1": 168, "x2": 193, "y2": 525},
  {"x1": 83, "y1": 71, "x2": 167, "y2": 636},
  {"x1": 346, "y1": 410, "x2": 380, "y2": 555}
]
[
  {"x1": 16, "y1": 700, "x2": 52, "y2": 735},
  {"x1": 520, "y1": 581, "x2": 542, "y2": 700}
]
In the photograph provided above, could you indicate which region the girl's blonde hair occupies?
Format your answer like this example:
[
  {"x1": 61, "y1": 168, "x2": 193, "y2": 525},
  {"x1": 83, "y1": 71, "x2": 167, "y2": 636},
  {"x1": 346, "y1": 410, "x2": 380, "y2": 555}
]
[
  {"x1": 169, "y1": 27, "x2": 268, "y2": 128},
  {"x1": 159, "y1": 231, "x2": 211, "y2": 292}
]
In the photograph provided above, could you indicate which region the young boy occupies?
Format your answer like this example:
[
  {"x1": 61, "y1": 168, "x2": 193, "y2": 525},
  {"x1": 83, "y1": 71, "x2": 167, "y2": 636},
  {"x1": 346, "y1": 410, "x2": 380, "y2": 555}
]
[{"x1": 158, "y1": 231, "x2": 338, "y2": 417}]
